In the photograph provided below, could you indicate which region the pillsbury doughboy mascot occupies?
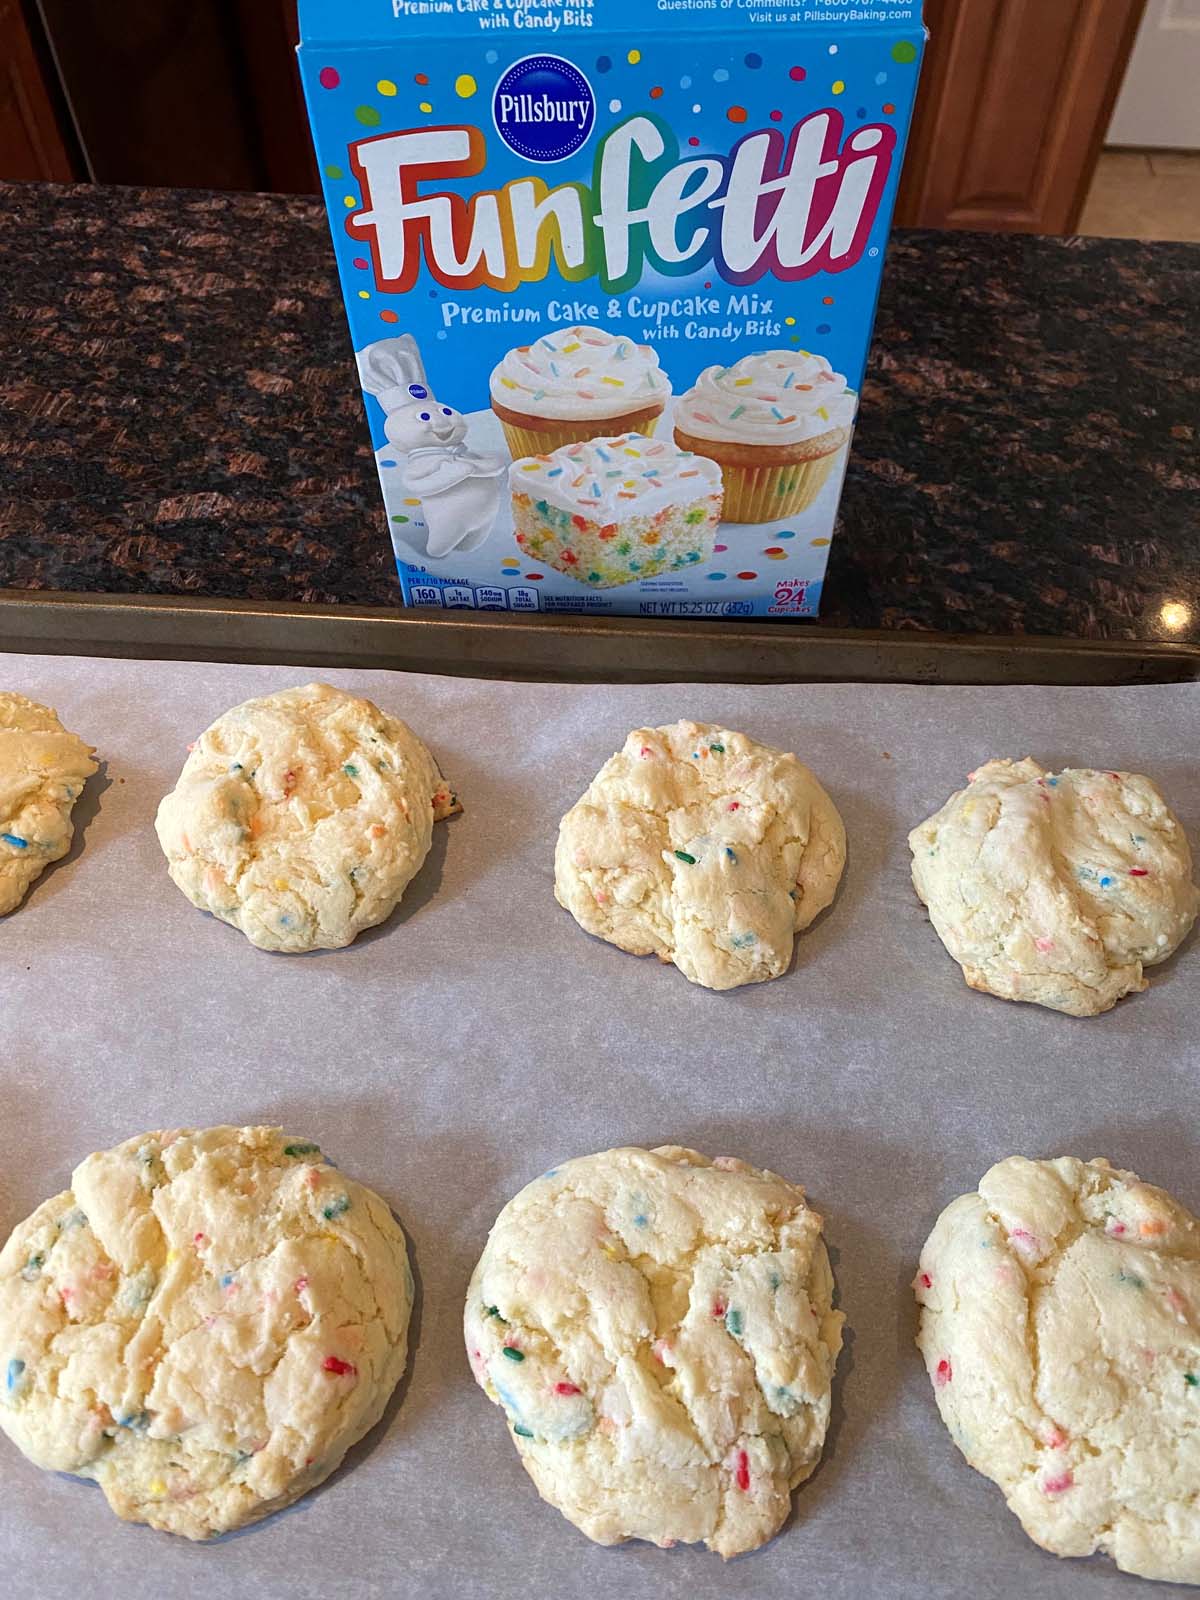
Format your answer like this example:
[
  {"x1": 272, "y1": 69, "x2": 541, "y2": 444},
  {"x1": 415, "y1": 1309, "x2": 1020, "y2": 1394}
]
[{"x1": 357, "y1": 336, "x2": 505, "y2": 559}]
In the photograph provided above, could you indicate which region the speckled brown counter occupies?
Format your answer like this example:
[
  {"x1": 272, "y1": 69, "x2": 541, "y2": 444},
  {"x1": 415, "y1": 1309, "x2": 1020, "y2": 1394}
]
[{"x1": 0, "y1": 181, "x2": 1197, "y2": 652}]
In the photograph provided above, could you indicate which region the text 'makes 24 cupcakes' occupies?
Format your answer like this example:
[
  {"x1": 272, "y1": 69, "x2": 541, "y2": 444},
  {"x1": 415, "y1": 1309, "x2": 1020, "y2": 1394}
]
[
  {"x1": 510, "y1": 434, "x2": 723, "y2": 588},
  {"x1": 490, "y1": 326, "x2": 670, "y2": 458},
  {"x1": 674, "y1": 350, "x2": 857, "y2": 523}
]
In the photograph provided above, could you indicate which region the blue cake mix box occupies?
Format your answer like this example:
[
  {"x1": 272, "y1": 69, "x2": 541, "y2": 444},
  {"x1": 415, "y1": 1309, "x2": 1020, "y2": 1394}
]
[{"x1": 298, "y1": 0, "x2": 924, "y2": 619}]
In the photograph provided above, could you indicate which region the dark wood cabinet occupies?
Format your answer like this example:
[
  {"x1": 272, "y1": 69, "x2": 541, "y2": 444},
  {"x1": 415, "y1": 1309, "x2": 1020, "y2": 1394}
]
[
  {"x1": 896, "y1": 0, "x2": 1147, "y2": 232},
  {"x1": 30, "y1": 0, "x2": 314, "y2": 192},
  {"x1": 0, "y1": 0, "x2": 79, "y2": 181},
  {"x1": 0, "y1": 0, "x2": 1149, "y2": 236}
]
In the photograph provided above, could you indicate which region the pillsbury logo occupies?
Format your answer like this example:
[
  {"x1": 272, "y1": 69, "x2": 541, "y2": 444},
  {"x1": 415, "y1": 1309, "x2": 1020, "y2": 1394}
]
[{"x1": 493, "y1": 55, "x2": 595, "y2": 163}]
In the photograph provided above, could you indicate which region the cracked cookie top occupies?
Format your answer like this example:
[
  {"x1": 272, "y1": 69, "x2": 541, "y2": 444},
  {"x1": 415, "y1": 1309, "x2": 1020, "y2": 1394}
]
[
  {"x1": 465, "y1": 1145, "x2": 842, "y2": 1558},
  {"x1": 916, "y1": 1155, "x2": 1200, "y2": 1585},
  {"x1": 909, "y1": 758, "x2": 1199, "y2": 1016},
  {"x1": 554, "y1": 720, "x2": 846, "y2": 992},
  {"x1": 0, "y1": 1125, "x2": 412, "y2": 1539},
  {"x1": 154, "y1": 682, "x2": 457, "y2": 953},
  {"x1": 0, "y1": 691, "x2": 97, "y2": 917}
]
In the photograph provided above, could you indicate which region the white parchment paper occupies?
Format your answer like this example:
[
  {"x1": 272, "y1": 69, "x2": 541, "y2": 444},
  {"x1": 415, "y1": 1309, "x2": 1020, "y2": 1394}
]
[{"x1": 1, "y1": 656, "x2": 1197, "y2": 1600}]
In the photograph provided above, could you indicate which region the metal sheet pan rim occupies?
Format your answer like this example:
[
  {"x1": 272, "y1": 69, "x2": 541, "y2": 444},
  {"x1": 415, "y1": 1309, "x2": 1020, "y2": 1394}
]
[{"x1": 0, "y1": 587, "x2": 1196, "y2": 685}]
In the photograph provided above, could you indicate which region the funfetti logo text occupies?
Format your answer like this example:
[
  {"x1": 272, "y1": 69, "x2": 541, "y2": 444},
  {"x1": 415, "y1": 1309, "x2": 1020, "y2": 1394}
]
[{"x1": 492, "y1": 54, "x2": 595, "y2": 162}]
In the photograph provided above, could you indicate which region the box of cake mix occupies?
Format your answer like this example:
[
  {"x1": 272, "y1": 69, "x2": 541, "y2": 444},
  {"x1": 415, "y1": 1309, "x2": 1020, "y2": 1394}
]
[{"x1": 298, "y1": 0, "x2": 924, "y2": 618}]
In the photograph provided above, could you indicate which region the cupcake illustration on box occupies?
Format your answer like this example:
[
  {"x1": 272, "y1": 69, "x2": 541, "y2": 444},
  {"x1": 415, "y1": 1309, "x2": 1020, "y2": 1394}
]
[
  {"x1": 490, "y1": 327, "x2": 670, "y2": 460},
  {"x1": 510, "y1": 435, "x2": 722, "y2": 588},
  {"x1": 674, "y1": 351, "x2": 858, "y2": 524}
]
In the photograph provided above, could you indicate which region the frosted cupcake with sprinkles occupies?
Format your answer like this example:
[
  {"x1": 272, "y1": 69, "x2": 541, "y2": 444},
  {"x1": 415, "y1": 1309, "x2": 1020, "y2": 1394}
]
[
  {"x1": 674, "y1": 351, "x2": 858, "y2": 523},
  {"x1": 490, "y1": 327, "x2": 671, "y2": 460},
  {"x1": 510, "y1": 435, "x2": 722, "y2": 589}
]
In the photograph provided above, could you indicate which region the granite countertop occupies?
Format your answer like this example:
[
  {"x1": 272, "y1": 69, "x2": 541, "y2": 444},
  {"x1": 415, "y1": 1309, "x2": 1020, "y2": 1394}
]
[{"x1": 0, "y1": 181, "x2": 1197, "y2": 645}]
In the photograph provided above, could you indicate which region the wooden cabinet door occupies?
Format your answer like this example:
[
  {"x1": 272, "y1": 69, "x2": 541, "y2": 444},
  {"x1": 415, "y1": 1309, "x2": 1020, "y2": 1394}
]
[
  {"x1": 897, "y1": 0, "x2": 1147, "y2": 233},
  {"x1": 0, "y1": 0, "x2": 79, "y2": 181},
  {"x1": 32, "y1": 0, "x2": 313, "y2": 191},
  {"x1": 232, "y1": 0, "x2": 316, "y2": 193}
]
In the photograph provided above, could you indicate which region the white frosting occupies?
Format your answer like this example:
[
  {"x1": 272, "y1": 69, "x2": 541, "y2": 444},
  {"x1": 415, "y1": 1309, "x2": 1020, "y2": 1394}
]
[
  {"x1": 490, "y1": 326, "x2": 670, "y2": 421},
  {"x1": 510, "y1": 434, "x2": 721, "y2": 521},
  {"x1": 674, "y1": 350, "x2": 857, "y2": 447}
]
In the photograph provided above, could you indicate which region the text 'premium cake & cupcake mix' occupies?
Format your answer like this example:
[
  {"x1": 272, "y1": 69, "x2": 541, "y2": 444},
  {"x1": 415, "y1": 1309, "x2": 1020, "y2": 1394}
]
[{"x1": 299, "y1": 0, "x2": 925, "y2": 618}]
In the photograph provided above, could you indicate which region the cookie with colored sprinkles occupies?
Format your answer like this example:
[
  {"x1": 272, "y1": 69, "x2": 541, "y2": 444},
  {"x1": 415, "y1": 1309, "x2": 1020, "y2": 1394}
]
[
  {"x1": 465, "y1": 1145, "x2": 842, "y2": 1557},
  {"x1": 155, "y1": 682, "x2": 459, "y2": 952},
  {"x1": 916, "y1": 1155, "x2": 1200, "y2": 1585},
  {"x1": 555, "y1": 720, "x2": 845, "y2": 990},
  {"x1": 909, "y1": 758, "x2": 1198, "y2": 1015},
  {"x1": 0, "y1": 1126, "x2": 412, "y2": 1539},
  {"x1": 0, "y1": 692, "x2": 98, "y2": 916}
]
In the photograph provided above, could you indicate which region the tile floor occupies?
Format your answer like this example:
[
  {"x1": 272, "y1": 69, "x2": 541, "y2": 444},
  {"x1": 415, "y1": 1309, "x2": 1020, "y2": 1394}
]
[{"x1": 1078, "y1": 148, "x2": 1200, "y2": 242}]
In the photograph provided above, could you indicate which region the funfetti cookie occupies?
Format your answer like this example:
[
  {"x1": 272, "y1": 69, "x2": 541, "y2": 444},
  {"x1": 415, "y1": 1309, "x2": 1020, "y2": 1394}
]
[
  {"x1": 0, "y1": 1126, "x2": 412, "y2": 1540},
  {"x1": 510, "y1": 435, "x2": 722, "y2": 588},
  {"x1": 490, "y1": 327, "x2": 671, "y2": 459},
  {"x1": 909, "y1": 758, "x2": 1199, "y2": 1016},
  {"x1": 0, "y1": 692, "x2": 97, "y2": 916},
  {"x1": 155, "y1": 682, "x2": 458, "y2": 953},
  {"x1": 916, "y1": 1155, "x2": 1200, "y2": 1586},
  {"x1": 466, "y1": 1145, "x2": 842, "y2": 1558},
  {"x1": 555, "y1": 720, "x2": 845, "y2": 990}
]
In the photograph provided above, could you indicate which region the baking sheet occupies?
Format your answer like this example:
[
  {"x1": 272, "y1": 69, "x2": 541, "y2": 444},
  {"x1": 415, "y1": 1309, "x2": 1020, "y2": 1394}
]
[{"x1": 1, "y1": 656, "x2": 1198, "y2": 1600}]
